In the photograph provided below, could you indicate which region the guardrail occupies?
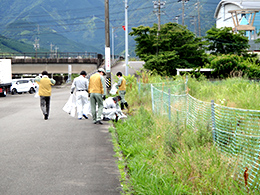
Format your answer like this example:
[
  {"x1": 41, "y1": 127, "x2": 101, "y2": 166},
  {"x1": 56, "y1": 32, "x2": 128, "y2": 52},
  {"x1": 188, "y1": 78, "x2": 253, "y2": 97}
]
[{"x1": 0, "y1": 52, "x2": 98, "y2": 59}]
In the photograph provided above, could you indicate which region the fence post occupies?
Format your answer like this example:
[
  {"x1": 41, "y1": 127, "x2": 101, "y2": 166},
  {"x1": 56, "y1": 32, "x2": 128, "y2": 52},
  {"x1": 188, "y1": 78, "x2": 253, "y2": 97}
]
[
  {"x1": 161, "y1": 83, "x2": 164, "y2": 115},
  {"x1": 211, "y1": 100, "x2": 216, "y2": 142},
  {"x1": 185, "y1": 75, "x2": 188, "y2": 93},
  {"x1": 168, "y1": 88, "x2": 171, "y2": 121},
  {"x1": 151, "y1": 84, "x2": 154, "y2": 113},
  {"x1": 138, "y1": 79, "x2": 141, "y2": 94},
  {"x1": 185, "y1": 76, "x2": 189, "y2": 126}
]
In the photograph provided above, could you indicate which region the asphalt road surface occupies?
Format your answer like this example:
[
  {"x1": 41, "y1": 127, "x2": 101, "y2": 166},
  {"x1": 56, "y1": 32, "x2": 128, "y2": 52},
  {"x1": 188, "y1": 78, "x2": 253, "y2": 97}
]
[
  {"x1": 111, "y1": 60, "x2": 145, "y2": 83},
  {"x1": 0, "y1": 60, "x2": 144, "y2": 195}
]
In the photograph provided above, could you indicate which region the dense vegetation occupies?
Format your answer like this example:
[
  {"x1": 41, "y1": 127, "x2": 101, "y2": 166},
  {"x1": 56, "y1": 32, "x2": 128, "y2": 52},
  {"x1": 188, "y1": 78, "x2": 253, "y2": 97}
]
[
  {"x1": 110, "y1": 74, "x2": 260, "y2": 194},
  {"x1": 130, "y1": 23, "x2": 260, "y2": 79},
  {"x1": 204, "y1": 26, "x2": 250, "y2": 55},
  {"x1": 129, "y1": 23, "x2": 208, "y2": 76}
]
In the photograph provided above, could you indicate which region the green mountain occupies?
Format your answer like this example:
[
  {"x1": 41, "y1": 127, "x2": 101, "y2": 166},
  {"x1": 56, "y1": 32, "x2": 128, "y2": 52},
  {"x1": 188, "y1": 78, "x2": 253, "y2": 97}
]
[
  {"x1": 0, "y1": 35, "x2": 43, "y2": 53},
  {"x1": 0, "y1": 0, "x2": 219, "y2": 55}
]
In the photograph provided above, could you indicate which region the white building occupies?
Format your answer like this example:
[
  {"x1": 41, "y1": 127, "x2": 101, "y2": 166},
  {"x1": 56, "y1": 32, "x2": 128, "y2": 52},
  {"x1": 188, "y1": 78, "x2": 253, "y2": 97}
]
[{"x1": 214, "y1": 0, "x2": 260, "y2": 40}]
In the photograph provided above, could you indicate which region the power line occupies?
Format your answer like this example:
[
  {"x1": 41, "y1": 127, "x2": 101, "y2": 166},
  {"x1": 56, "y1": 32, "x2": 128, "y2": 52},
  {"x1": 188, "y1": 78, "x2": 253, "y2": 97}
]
[{"x1": 0, "y1": 0, "x2": 221, "y2": 39}]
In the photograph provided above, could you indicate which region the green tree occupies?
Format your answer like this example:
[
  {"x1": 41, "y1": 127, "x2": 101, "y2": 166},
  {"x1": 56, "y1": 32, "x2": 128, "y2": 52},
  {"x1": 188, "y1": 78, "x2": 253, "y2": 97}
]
[
  {"x1": 143, "y1": 51, "x2": 180, "y2": 76},
  {"x1": 204, "y1": 26, "x2": 250, "y2": 55},
  {"x1": 129, "y1": 22, "x2": 207, "y2": 76},
  {"x1": 129, "y1": 25, "x2": 157, "y2": 58}
]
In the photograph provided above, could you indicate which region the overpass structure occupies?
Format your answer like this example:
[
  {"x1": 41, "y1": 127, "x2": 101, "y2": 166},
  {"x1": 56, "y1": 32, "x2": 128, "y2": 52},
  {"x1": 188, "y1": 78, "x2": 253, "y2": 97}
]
[{"x1": 0, "y1": 52, "x2": 103, "y2": 77}]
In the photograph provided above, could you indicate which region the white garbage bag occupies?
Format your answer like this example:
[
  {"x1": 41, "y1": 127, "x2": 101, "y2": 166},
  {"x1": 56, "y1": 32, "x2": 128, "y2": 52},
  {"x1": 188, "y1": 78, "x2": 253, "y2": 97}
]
[
  {"x1": 34, "y1": 88, "x2": 39, "y2": 98},
  {"x1": 63, "y1": 94, "x2": 76, "y2": 117},
  {"x1": 110, "y1": 83, "x2": 118, "y2": 95},
  {"x1": 119, "y1": 112, "x2": 127, "y2": 119}
]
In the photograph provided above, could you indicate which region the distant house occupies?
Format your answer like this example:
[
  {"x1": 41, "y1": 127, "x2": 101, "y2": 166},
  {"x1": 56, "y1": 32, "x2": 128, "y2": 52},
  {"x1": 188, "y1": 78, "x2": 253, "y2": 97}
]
[{"x1": 214, "y1": 0, "x2": 260, "y2": 51}]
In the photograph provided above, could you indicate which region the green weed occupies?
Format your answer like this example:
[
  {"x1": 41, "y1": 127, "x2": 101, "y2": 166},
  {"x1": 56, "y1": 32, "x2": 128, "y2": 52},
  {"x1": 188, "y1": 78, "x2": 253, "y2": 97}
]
[{"x1": 110, "y1": 75, "x2": 258, "y2": 194}]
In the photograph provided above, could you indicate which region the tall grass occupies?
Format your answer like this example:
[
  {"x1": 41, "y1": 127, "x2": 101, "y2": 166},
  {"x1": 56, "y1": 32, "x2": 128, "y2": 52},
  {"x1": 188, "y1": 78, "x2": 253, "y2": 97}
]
[
  {"x1": 188, "y1": 77, "x2": 260, "y2": 110},
  {"x1": 110, "y1": 75, "x2": 257, "y2": 194},
  {"x1": 111, "y1": 107, "x2": 246, "y2": 194}
]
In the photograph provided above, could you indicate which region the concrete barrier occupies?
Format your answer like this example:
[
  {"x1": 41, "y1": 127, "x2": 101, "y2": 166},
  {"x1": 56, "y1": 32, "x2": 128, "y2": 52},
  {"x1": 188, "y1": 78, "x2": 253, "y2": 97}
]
[{"x1": 12, "y1": 63, "x2": 98, "y2": 75}]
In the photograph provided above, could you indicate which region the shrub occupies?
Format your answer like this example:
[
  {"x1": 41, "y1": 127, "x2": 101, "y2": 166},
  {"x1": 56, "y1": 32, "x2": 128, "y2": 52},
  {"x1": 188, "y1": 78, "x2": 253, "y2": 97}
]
[{"x1": 207, "y1": 54, "x2": 260, "y2": 79}]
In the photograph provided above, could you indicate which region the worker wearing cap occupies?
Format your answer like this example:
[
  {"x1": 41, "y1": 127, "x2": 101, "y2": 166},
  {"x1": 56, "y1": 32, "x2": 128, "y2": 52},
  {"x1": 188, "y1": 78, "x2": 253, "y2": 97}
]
[
  {"x1": 70, "y1": 70, "x2": 89, "y2": 120},
  {"x1": 88, "y1": 68, "x2": 107, "y2": 124}
]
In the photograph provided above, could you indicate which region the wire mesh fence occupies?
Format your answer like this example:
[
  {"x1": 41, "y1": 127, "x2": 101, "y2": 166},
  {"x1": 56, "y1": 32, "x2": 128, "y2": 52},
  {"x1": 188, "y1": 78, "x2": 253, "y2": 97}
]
[
  {"x1": 138, "y1": 79, "x2": 260, "y2": 191},
  {"x1": 213, "y1": 104, "x2": 260, "y2": 191}
]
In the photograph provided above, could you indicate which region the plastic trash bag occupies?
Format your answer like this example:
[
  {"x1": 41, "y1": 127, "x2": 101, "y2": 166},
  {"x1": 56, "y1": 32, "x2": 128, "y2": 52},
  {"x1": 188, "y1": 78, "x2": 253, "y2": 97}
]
[
  {"x1": 34, "y1": 88, "x2": 39, "y2": 98},
  {"x1": 63, "y1": 94, "x2": 76, "y2": 117},
  {"x1": 110, "y1": 83, "x2": 118, "y2": 95},
  {"x1": 119, "y1": 112, "x2": 127, "y2": 119}
]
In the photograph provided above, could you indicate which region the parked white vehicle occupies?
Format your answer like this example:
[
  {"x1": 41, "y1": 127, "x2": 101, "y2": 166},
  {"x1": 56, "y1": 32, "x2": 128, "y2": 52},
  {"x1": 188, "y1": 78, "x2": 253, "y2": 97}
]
[
  {"x1": 11, "y1": 79, "x2": 36, "y2": 94},
  {"x1": 26, "y1": 78, "x2": 39, "y2": 89}
]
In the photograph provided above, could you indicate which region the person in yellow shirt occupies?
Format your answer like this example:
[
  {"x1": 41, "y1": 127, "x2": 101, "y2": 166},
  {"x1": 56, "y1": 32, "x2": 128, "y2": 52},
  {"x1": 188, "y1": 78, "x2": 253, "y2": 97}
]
[
  {"x1": 88, "y1": 68, "x2": 106, "y2": 124},
  {"x1": 116, "y1": 72, "x2": 128, "y2": 110},
  {"x1": 35, "y1": 71, "x2": 56, "y2": 120}
]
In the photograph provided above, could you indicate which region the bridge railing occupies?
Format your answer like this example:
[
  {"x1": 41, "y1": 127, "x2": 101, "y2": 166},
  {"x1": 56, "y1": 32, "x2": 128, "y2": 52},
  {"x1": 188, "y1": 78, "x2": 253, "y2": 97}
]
[
  {"x1": 0, "y1": 52, "x2": 103, "y2": 65},
  {"x1": 0, "y1": 52, "x2": 98, "y2": 59}
]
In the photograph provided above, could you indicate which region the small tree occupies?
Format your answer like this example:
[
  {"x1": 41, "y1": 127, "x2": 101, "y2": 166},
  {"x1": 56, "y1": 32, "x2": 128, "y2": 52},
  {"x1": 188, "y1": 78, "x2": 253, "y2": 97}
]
[{"x1": 205, "y1": 26, "x2": 250, "y2": 55}]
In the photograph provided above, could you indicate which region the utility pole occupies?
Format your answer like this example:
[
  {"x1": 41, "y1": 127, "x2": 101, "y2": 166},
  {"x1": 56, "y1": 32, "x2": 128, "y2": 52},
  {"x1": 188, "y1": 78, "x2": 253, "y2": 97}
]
[
  {"x1": 33, "y1": 38, "x2": 40, "y2": 59},
  {"x1": 178, "y1": 0, "x2": 189, "y2": 25},
  {"x1": 54, "y1": 46, "x2": 59, "y2": 58},
  {"x1": 50, "y1": 43, "x2": 54, "y2": 58},
  {"x1": 182, "y1": 0, "x2": 185, "y2": 25},
  {"x1": 175, "y1": 15, "x2": 180, "y2": 24},
  {"x1": 190, "y1": 16, "x2": 197, "y2": 35},
  {"x1": 158, "y1": 0, "x2": 161, "y2": 31},
  {"x1": 50, "y1": 43, "x2": 54, "y2": 52},
  {"x1": 112, "y1": 27, "x2": 115, "y2": 62},
  {"x1": 197, "y1": 0, "x2": 201, "y2": 36},
  {"x1": 153, "y1": 0, "x2": 165, "y2": 55},
  {"x1": 153, "y1": 0, "x2": 166, "y2": 32},
  {"x1": 105, "y1": 0, "x2": 111, "y2": 90},
  {"x1": 125, "y1": 0, "x2": 128, "y2": 76},
  {"x1": 112, "y1": 27, "x2": 119, "y2": 62},
  {"x1": 34, "y1": 25, "x2": 40, "y2": 59}
]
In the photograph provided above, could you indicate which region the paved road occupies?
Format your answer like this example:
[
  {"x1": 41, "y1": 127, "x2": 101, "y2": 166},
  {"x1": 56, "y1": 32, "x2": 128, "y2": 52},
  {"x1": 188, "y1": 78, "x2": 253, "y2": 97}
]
[
  {"x1": 111, "y1": 60, "x2": 145, "y2": 83},
  {"x1": 0, "y1": 61, "x2": 144, "y2": 195}
]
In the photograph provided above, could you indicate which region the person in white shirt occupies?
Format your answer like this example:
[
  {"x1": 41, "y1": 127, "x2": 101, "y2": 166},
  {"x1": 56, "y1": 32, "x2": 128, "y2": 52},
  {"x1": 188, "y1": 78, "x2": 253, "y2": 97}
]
[
  {"x1": 102, "y1": 96, "x2": 126, "y2": 122},
  {"x1": 70, "y1": 70, "x2": 89, "y2": 120}
]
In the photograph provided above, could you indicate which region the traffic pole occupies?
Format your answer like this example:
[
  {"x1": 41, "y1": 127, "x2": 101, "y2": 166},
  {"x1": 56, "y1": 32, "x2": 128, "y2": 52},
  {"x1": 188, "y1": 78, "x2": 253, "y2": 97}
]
[{"x1": 105, "y1": 0, "x2": 111, "y2": 92}]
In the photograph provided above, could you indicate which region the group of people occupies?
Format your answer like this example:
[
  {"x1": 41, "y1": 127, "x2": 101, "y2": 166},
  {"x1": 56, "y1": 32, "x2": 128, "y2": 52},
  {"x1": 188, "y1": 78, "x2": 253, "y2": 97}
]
[
  {"x1": 35, "y1": 68, "x2": 128, "y2": 123},
  {"x1": 70, "y1": 68, "x2": 128, "y2": 124}
]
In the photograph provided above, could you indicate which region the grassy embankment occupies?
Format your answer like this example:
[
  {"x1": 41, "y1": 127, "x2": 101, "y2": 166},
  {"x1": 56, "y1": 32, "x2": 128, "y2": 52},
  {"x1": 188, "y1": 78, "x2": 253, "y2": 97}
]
[{"x1": 110, "y1": 74, "x2": 259, "y2": 194}]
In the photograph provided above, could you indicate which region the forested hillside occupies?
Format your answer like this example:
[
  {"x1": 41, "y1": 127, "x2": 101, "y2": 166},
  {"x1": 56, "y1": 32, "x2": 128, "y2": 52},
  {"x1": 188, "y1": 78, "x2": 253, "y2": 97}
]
[
  {"x1": 0, "y1": 0, "x2": 218, "y2": 55},
  {"x1": 0, "y1": 35, "x2": 44, "y2": 53}
]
